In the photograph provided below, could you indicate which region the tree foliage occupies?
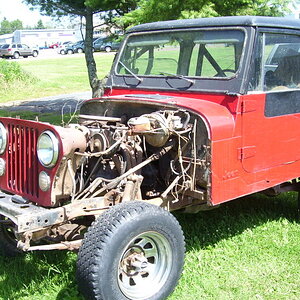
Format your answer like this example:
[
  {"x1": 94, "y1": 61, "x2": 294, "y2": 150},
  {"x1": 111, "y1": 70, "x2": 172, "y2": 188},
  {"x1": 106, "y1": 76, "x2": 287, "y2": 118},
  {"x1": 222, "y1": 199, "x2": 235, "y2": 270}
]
[
  {"x1": 23, "y1": 0, "x2": 137, "y2": 97},
  {"x1": 36, "y1": 19, "x2": 46, "y2": 29},
  {"x1": 0, "y1": 18, "x2": 23, "y2": 35},
  {"x1": 119, "y1": 0, "x2": 291, "y2": 28}
]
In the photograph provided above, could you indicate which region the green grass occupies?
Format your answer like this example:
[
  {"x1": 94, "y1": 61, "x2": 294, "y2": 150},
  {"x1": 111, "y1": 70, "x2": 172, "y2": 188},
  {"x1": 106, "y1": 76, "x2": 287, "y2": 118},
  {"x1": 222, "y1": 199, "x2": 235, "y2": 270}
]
[
  {"x1": 171, "y1": 193, "x2": 300, "y2": 300},
  {"x1": 0, "y1": 193, "x2": 300, "y2": 299},
  {"x1": 0, "y1": 53, "x2": 114, "y2": 102}
]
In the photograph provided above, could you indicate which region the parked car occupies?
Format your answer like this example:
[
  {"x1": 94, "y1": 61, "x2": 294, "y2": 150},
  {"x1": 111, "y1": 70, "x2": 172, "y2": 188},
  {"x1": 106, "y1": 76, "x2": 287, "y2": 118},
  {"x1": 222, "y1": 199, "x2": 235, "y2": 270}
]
[
  {"x1": 63, "y1": 40, "x2": 85, "y2": 54},
  {"x1": 57, "y1": 41, "x2": 74, "y2": 54},
  {"x1": 49, "y1": 42, "x2": 60, "y2": 49},
  {"x1": 0, "y1": 43, "x2": 39, "y2": 59},
  {"x1": 3, "y1": 16, "x2": 300, "y2": 300},
  {"x1": 93, "y1": 36, "x2": 121, "y2": 52}
]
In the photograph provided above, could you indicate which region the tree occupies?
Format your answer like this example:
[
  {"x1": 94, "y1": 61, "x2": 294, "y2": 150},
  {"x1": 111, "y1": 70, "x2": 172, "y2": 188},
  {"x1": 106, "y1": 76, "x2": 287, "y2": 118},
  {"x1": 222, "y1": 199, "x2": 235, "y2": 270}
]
[
  {"x1": 36, "y1": 19, "x2": 45, "y2": 29},
  {"x1": 119, "y1": 0, "x2": 291, "y2": 28},
  {"x1": 0, "y1": 18, "x2": 23, "y2": 34},
  {"x1": 24, "y1": 0, "x2": 137, "y2": 97}
]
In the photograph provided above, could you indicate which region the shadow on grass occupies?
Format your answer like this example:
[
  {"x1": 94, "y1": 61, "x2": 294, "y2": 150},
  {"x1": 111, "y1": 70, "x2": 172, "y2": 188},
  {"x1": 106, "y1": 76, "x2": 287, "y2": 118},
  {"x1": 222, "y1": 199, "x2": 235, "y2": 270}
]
[
  {"x1": 0, "y1": 250, "x2": 82, "y2": 299},
  {"x1": 0, "y1": 193, "x2": 297, "y2": 299},
  {"x1": 175, "y1": 192, "x2": 298, "y2": 252}
]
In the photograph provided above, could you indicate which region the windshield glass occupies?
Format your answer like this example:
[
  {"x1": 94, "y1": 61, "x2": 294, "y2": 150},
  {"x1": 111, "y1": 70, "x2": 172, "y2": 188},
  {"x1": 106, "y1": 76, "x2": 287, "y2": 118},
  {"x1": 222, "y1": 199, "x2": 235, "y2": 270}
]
[{"x1": 117, "y1": 29, "x2": 245, "y2": 79}]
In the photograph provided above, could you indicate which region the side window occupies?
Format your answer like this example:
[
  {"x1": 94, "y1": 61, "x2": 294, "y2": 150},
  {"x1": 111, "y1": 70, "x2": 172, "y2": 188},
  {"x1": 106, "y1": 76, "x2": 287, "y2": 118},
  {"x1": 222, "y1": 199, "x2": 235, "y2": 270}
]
[
  {"x1": 17, "y1": 44, "x2": 22, "y2": 48},
  {"x1": 249, "y1": 32, "x2": 300, "y2": 91},
  {"x1": 12, "y1": 44, "x2": 16, "y2": 48}
]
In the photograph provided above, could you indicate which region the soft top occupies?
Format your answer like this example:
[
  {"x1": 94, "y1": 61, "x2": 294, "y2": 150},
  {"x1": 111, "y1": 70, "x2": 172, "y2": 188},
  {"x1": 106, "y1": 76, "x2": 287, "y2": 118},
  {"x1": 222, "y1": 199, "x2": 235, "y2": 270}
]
[{"x1": 127, "y1": 16, "x2": 300, "y2": 33}]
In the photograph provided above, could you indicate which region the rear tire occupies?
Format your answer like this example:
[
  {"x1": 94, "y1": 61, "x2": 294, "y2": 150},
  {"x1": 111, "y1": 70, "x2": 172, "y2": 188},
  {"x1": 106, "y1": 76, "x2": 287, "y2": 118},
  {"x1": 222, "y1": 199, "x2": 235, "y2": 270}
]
[
  {"x1": 76, "y1": 201, "x2": 185, "y2": 300},
  {"x1": 105, "y1": 46, "x2": 112, "y2": 52},
  {"x1": 13, "y1": 52, "x2": 20, "y2": 59}
]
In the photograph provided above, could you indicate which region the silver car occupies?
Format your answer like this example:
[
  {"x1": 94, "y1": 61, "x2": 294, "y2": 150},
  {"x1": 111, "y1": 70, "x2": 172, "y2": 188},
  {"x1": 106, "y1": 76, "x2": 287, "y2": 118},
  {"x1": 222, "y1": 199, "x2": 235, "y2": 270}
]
[{"x1": 0, "y1": 43, "x2": 39, "y2": 59}]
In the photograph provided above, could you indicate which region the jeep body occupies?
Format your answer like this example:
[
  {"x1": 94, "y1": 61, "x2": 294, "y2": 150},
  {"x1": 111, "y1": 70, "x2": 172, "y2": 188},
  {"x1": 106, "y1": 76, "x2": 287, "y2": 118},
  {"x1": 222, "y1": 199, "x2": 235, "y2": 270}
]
[{"x1": 0, "y1": 16, "x2": 300, "y2": 300}]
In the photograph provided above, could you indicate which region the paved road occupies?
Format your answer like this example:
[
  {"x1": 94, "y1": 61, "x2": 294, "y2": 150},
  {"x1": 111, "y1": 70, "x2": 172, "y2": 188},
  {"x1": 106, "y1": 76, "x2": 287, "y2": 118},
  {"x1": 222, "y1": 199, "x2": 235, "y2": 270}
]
[{"x1": 0, "y1": 91, "x2": 92, "y2": 114}]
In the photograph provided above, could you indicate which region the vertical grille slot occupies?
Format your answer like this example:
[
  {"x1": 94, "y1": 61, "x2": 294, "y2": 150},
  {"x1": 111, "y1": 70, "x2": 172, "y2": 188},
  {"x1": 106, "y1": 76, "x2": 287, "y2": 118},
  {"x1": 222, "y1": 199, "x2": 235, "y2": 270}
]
[{"x1": 7, "y1": 124, "x2": 39, "y2": 198}]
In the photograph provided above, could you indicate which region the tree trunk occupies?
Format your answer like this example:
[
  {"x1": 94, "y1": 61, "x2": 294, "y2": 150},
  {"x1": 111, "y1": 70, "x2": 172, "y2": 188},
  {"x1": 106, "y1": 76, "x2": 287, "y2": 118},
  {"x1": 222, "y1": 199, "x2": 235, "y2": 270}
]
[{"x1": 84, "y1": 9, "x2": 103, "y2": 98}]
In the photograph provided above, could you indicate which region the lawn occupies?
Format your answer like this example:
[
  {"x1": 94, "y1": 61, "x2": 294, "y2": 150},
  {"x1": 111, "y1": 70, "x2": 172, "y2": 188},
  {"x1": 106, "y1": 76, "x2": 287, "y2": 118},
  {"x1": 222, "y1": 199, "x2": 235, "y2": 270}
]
[{"x1": 0, "y1": 53, "x2": 114, "y2": 102}]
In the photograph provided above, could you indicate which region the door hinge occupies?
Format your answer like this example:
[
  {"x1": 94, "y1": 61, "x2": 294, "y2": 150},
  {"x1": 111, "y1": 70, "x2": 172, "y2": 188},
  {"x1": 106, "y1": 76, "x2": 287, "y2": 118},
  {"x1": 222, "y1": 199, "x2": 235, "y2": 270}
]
[
  {"x1": 238, "y1": 146, "x2": 256, "y2": 160},
  {"x1": 241, "y1": 100, "x2": 256, "y2": 114}
]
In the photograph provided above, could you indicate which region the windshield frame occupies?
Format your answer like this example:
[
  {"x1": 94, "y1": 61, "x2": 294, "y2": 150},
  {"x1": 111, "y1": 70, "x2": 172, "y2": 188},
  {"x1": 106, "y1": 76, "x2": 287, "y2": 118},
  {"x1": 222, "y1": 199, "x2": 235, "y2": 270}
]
[{"x1": 108, "y1": 26, "x2": 253, "y2": 95}]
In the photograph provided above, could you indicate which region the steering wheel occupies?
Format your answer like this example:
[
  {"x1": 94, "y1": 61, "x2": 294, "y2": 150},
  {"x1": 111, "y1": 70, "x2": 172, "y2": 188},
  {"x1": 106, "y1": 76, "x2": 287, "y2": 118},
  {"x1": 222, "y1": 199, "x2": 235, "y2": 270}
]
[{"x1": 214, "y1": 69, "x2": 236, "y2": 77}]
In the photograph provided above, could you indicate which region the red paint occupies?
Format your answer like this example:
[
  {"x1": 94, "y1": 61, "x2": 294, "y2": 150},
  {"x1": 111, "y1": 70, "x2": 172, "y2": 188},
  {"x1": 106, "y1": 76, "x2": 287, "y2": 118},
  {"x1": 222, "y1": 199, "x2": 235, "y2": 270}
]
[{"x1": 99, "y1": 89, "x2": 300, "y2": 206}]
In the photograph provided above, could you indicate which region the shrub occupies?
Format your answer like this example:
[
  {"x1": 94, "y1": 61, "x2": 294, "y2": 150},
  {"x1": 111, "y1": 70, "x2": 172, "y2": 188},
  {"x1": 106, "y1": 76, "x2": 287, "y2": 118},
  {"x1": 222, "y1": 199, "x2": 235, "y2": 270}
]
[{"x1": 0, "y1": 60, "x2": 38, "y2": 83}]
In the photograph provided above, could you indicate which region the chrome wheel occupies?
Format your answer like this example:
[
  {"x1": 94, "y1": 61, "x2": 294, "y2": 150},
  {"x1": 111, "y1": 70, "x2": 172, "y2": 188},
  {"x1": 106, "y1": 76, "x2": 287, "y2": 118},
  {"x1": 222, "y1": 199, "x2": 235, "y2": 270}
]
[{"x1": 118, "y1": 231, "x2": 172, "y2": 299}]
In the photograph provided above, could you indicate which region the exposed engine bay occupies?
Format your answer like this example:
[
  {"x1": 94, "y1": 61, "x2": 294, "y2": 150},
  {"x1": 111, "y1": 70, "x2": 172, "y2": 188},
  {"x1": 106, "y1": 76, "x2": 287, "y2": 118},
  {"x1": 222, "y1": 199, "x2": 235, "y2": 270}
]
[{"x1": 74, "y1": 99, "x2": 211, "y2": 211}]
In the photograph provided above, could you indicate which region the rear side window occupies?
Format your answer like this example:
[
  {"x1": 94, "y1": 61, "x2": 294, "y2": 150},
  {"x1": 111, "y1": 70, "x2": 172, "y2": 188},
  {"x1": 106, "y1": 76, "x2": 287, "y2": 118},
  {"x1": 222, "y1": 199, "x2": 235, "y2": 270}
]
[{"x1": 249, "y1": 32, "x2": 300, "y2": 91}]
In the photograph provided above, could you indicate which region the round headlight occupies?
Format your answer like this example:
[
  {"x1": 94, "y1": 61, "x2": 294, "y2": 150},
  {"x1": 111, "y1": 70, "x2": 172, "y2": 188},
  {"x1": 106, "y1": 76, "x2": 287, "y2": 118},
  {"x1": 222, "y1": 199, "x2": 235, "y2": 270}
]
[
  {"x1": 39, "y1": 171, "x2": 51, "y2": 191},
  {"x1": 37, "y1": 131, "x2": 59, "y2": 168},
  {"x1": 0, "y1": 122, "x2": 7, "y2": 154}
]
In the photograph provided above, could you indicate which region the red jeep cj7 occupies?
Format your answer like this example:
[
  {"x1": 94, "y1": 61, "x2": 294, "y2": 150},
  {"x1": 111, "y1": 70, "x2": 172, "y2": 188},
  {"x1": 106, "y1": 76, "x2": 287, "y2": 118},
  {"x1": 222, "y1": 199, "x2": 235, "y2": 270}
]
[{"x1": 0, "y1": 16, "x2": 299, "y2": 300}]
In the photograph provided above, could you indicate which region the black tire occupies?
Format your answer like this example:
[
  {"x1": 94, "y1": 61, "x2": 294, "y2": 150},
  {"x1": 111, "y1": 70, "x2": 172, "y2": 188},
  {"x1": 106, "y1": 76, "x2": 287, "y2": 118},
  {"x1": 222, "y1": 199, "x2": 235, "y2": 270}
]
[
  {"x1": 105, "y1": 46, "x2": 112, "y2": 52},
  {"x1": 0, "y1": 216, "x2": 22, "y2": 257},
  {"x1": 60, "y1": 49, "x2": 66, "y2": 55},
  {"x1": 76, "y1": 201, "x2": 185, "y2": 300},
  {"x1": 32, "y1": 51, "x2": 38, "y2": 57},
  {"x1": 67, "y1": 49, "x2": 74, "y2": 55},
  {"x1": 13, "y1": 52, "x2": 20, "y2": 59},
  {"x1": 77, "y1": 48, "x2": 84, "y2": 54}
]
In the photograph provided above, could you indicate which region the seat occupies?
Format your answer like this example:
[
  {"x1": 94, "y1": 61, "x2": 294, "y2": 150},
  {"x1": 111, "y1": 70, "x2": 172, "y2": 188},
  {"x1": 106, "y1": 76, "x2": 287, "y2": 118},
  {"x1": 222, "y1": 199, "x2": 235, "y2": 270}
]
[{"x1": 273, "y1": 49, "x2": 300, "y2": 87}]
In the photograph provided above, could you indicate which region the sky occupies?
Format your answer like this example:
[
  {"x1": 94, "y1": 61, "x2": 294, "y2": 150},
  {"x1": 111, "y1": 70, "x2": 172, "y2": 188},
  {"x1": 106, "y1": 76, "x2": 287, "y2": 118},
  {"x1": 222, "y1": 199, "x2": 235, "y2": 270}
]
[{"x1": 0, "y1": 0, "x2": 53, "y2": 27}]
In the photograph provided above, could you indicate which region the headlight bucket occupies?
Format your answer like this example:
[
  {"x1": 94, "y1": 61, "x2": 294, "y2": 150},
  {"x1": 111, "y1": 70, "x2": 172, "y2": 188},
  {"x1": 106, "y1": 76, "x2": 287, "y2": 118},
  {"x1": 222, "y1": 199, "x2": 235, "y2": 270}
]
[
  {"x1": 0, "y1": 122, "x2": 7, "y2": 154},
  {"x1": 37, "y1": 130, "x2": 59, "y2": 168}
]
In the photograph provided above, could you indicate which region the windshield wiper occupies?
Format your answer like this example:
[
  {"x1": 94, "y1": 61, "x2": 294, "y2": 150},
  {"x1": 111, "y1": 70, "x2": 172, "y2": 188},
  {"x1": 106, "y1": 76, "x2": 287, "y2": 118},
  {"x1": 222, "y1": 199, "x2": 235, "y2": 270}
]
[
  {"x1": 118, "y1": 61, "x2": 143, "y2": 83},
  {"x1": 159, "y1": 71, "x2": 195, "y2": 84}
]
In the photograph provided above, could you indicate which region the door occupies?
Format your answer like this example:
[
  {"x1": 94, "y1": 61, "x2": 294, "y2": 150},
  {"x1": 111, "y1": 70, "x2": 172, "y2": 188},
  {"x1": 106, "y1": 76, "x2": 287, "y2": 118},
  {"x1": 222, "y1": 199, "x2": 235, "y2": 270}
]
[{"x1": 242, "y1": 31, "x2": 300, "y2": 173}]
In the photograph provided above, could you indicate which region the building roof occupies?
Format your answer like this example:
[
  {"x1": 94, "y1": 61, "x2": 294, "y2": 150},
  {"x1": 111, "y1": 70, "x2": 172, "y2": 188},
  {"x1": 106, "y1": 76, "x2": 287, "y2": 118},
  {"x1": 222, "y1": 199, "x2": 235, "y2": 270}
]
[{"x1": 127, "y1": 16, "x2": 300, "y2": 33}]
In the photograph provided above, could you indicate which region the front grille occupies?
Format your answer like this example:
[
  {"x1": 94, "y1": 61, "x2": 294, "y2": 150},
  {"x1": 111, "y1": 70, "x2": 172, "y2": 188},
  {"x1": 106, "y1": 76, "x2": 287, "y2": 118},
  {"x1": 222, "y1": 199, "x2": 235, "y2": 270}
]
[{"x1": 7, "y1": 124, "x2": 39, "y2": 198}]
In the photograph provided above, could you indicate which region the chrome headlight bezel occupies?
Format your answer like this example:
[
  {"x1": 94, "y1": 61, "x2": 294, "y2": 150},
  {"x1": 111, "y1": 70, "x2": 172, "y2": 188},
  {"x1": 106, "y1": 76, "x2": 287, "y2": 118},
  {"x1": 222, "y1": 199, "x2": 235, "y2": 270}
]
[
  {"x1": 0, "y1": 122, "x2": 7, "y2": 155},
  {"x1": 37, "y1": 130, "x2": 59, "y2": 168}
]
